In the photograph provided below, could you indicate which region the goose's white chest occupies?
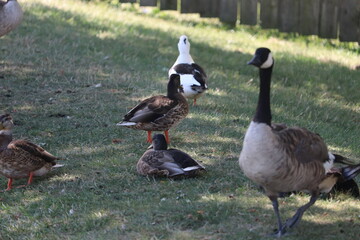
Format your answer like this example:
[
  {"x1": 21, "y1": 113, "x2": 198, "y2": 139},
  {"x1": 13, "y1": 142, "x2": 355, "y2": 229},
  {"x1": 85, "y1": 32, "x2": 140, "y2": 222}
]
[{"x1": 239, "y1": 122, "x2": 282, "y2": 184}]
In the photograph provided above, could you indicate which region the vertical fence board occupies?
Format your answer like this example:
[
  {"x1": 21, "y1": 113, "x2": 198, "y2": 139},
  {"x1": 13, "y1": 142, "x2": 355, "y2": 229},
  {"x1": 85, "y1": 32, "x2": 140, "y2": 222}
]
[
  {"x1": 199, "y1": 0, "x2": 220, "y2": 18},
  {"x1": 140, "y1": 0, "x2": 157, "y2": 6},
  {"x1": 319, "y1": 0, "x2": 339, "y2": 39},
  {"x1": 181, "y1": 0, "x2": 201, "y2": 13},
  {"x1": 260, "y1": 0, "x2": 278, "y2": 29},
  {"x1": 240, "y1": 0, "x2": 258, "y2": 25},
  {"x1": 298, "y1": 0, "x2": 320, "y2": 35},
  {"x1": 278, "y1": 0, "x2": 299, "y2": 32},
  {"x1": 160, "y1": 0, "x2": 177, "y2": 10},
  {"x1": 219, "y1": 0, "x2": 238, "y2": 25},
  {"x1": 359, "y1": 3, "x2": 360, "y2": 44},
  {"x1": 339, "y1": 0, "x2": 359, "y2": 42}
]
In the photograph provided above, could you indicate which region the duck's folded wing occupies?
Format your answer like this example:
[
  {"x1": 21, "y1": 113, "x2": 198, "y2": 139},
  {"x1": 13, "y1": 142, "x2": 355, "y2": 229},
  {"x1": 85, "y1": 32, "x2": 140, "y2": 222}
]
[
  {"x1": 191, "y1": 63, "x2": 207, "y2": 85},
  {"x1": 141, "y1": 151, "x2": 185, "y2": 177},
  {"x1": 167, "y1": 149, "x2": 204, "y2": 169},
  {"x1": 158, "y1": 162, "x2": 185, "y2": 177},
  {"x1": 9, "y1": 140, "x2": 58, "y2": 163},
  {"x1": 124, "y1": 96, "x2": 177, "y2": 123},
  {"x1": 172, "y1": 63, "x2": 207, "y2": 87}
]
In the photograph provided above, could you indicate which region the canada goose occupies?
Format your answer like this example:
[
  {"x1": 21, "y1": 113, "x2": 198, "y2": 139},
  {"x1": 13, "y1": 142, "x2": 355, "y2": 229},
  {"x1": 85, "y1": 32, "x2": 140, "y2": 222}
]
[
  {"x1": 137, "y1": 134, "x2": 205, "y2": 177},
  {"x1": 238, "y1": 48, "x2": 360, "y2": 236},
  {"x1": 0, "y1": 114, "x2": 63, "y2": 191},
  {"x1": 169, "y1": 35, "x2": 208, "y2": 105},
  {"x1": 117, "y1": 74, "x2": 189, "y2": 143},
  {"x1": 0, "y1": 0, "x2": 23, "y2": 37}
]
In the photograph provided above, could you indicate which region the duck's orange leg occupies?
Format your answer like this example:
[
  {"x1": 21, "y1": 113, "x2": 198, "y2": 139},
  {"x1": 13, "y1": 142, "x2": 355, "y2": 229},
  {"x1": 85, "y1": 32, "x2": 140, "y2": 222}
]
[
  {"x1": 164, "y1": 130, "x2": 170, "y2": 144},
  {"x1": 27, "y1": 172, "x2": 34, "y2": 185},
  {"x1": 16, "y1": 172, "x2": 34, "y2": 189},
  {"x1": 5, "y1": 178, "x2": 13, "y2": 191},
  {"x1": 193, "y1": 99, "x2": 197, "y2": 106},
  {"x1": 147, "y1": 131, "x2": 152, "y2": 143}
]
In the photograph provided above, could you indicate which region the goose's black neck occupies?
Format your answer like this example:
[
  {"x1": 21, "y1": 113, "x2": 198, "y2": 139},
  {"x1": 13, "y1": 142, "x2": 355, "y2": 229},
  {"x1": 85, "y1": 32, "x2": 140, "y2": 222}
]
[{"x1": 253, "y1": 66, "x2": 273, "y2": 126}]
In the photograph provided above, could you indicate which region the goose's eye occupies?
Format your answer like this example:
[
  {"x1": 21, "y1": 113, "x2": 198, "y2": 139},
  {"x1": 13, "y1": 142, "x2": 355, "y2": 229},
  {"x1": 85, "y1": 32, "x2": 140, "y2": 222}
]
[{"x1": 183, "y1": 38, "x2": 187, "y2": 44}]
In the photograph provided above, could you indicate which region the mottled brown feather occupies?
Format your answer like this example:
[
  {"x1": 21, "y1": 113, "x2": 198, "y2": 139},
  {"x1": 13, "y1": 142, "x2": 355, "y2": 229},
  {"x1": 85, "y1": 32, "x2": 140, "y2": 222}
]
[
  {"x1": 274, "y1": 126, "x2": 329, "y2": 164},
  {"x1": 0, "y1": 143, "x2": 55, "y2": 179},
  {"x1": 10, "y1": 140, "x2": 58, "y2": 164},
  {"x1": 120, "y1": 74, "x2": 189, "y2": 132}
]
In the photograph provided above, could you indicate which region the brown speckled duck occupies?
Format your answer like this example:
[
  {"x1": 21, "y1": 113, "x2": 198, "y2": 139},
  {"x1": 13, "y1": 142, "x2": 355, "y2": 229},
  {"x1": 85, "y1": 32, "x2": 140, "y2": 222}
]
[
  {"x1": 117, "y1": 74, "x2": 189, "y2": 143},
  {"x1": 0, "y1": 0, "x2": 23, "y2": 37},
  {"x1": 0, "y1": 114, "x2": 63, "y2": 191},
  {"x1": 137, "y1": 134, "x2": 205, "y2": 177}
]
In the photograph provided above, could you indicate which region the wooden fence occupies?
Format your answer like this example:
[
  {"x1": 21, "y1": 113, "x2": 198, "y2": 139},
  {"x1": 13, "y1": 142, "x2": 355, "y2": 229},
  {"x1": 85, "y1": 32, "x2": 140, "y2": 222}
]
[{"x1": 119, "y1": 0, "x2": 360, "y2": 43}]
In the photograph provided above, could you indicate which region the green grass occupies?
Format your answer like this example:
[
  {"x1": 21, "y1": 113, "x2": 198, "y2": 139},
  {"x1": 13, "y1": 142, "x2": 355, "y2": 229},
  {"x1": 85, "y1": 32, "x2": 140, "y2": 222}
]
[{"x1": 0, "y1": 0, "x2": 359, "y2": 239}]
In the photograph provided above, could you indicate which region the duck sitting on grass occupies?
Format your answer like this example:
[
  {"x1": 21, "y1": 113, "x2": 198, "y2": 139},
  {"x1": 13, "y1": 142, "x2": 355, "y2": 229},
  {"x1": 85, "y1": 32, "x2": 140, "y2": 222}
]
[
  {"x1": 0, "y1": 114, "x2": 63, "y2": 191},
  {"x1": 137, "y1": 134, "x2": 205, "y2": 177}
]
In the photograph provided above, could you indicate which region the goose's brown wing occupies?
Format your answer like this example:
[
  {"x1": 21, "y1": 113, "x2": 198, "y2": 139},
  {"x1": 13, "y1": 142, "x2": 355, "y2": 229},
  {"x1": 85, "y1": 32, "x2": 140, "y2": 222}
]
[
  {"x1": 275, "y1": 126, "x2": 329, "y2": 164},
  {"x1": 123, "y1": 95, "x2": 178, "y2": 123}
]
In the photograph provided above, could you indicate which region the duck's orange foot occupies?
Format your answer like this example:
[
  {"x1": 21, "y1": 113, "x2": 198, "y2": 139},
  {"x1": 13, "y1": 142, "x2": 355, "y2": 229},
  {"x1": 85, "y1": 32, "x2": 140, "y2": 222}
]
[
  {"x1": 147, "y1": 131, "x2": 152, "y2": 143},
  {"x1": 164, "y1": 130, "x2": 170, "y2": 144},
  {"x1": 1, "y1": 178, "x2": 13, "y2": 192}
]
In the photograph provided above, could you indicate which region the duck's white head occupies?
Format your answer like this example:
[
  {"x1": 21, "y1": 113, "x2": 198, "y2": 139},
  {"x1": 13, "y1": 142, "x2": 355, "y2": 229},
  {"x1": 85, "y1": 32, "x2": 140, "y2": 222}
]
[{"x1": 178, "y1": 35, "x2": 191, "y2": 55}]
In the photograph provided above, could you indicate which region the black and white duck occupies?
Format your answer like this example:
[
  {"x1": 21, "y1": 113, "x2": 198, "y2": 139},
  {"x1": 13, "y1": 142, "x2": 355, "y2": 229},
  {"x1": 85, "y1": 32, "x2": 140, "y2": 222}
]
[{"x1": 169, "y1": 35, "x2": 208, "y2": 105}]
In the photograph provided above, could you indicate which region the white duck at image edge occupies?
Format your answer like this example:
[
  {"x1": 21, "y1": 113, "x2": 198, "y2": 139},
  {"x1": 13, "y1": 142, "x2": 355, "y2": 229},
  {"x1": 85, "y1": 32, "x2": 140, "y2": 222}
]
[{"x1": 0, "y1": 0, "x2": 23, "y2": 37}]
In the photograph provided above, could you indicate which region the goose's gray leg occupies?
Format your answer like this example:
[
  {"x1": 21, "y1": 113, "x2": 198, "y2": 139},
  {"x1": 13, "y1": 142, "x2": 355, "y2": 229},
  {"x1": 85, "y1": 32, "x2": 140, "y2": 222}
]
[
  {"x1": 269, "y1": 196, "x2": 286, "y2": 237},
  {"x1": 282, "y1": 192, "x2": 319, "y2": 231}
]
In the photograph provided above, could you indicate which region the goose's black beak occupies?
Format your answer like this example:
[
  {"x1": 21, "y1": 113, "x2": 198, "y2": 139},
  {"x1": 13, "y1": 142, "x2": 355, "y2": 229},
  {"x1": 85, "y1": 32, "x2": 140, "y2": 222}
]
[{"x1": 247, "y1": 54, "x2": 262, "y2": 67}]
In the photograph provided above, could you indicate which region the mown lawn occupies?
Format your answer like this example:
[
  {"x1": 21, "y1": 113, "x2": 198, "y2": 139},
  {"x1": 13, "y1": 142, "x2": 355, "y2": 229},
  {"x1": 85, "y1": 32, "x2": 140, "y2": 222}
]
[{"x1": 0, "y1": 0, "x2": 359, "y2": 239}]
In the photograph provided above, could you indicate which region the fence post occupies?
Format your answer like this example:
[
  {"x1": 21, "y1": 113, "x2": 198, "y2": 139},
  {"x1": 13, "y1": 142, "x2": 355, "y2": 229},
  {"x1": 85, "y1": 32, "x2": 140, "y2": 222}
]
[
  {"x1": 298, "y1": 0, "x2": 320, "y2": 35},
  {"x1": 139, "y1": 0, "x2": 157, "y2": 6},
  {"x1": 278, "y1": 0, "x2": 299, "y2": 33},
  {"x1": 199, "y1": 0, "x2": 220, "y2": 18},
  {"x1": 181, "y1": 0, "x2": 202, "y2": 13},
  {"x1": 359, "y1": 3, "x2": 360, "y2": 45},
  {"x1": 339, "y1": 0, "x2": 359, "y2": 42},
  {"x1": 260, "y1": 0, "x2": 278, "y2": 29},
  {"x1": 319, "y1": 0, "x2": 339, "y2": 39},
  {"x1": 240, "y1": 0, "x2": 258, "y2": 25},
  {"x1": 219, "y1": 0, "x2": 238, "y2": 25},
  {"x1": 160, "y1": 0, "x2": 177, "y2": 10}
]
